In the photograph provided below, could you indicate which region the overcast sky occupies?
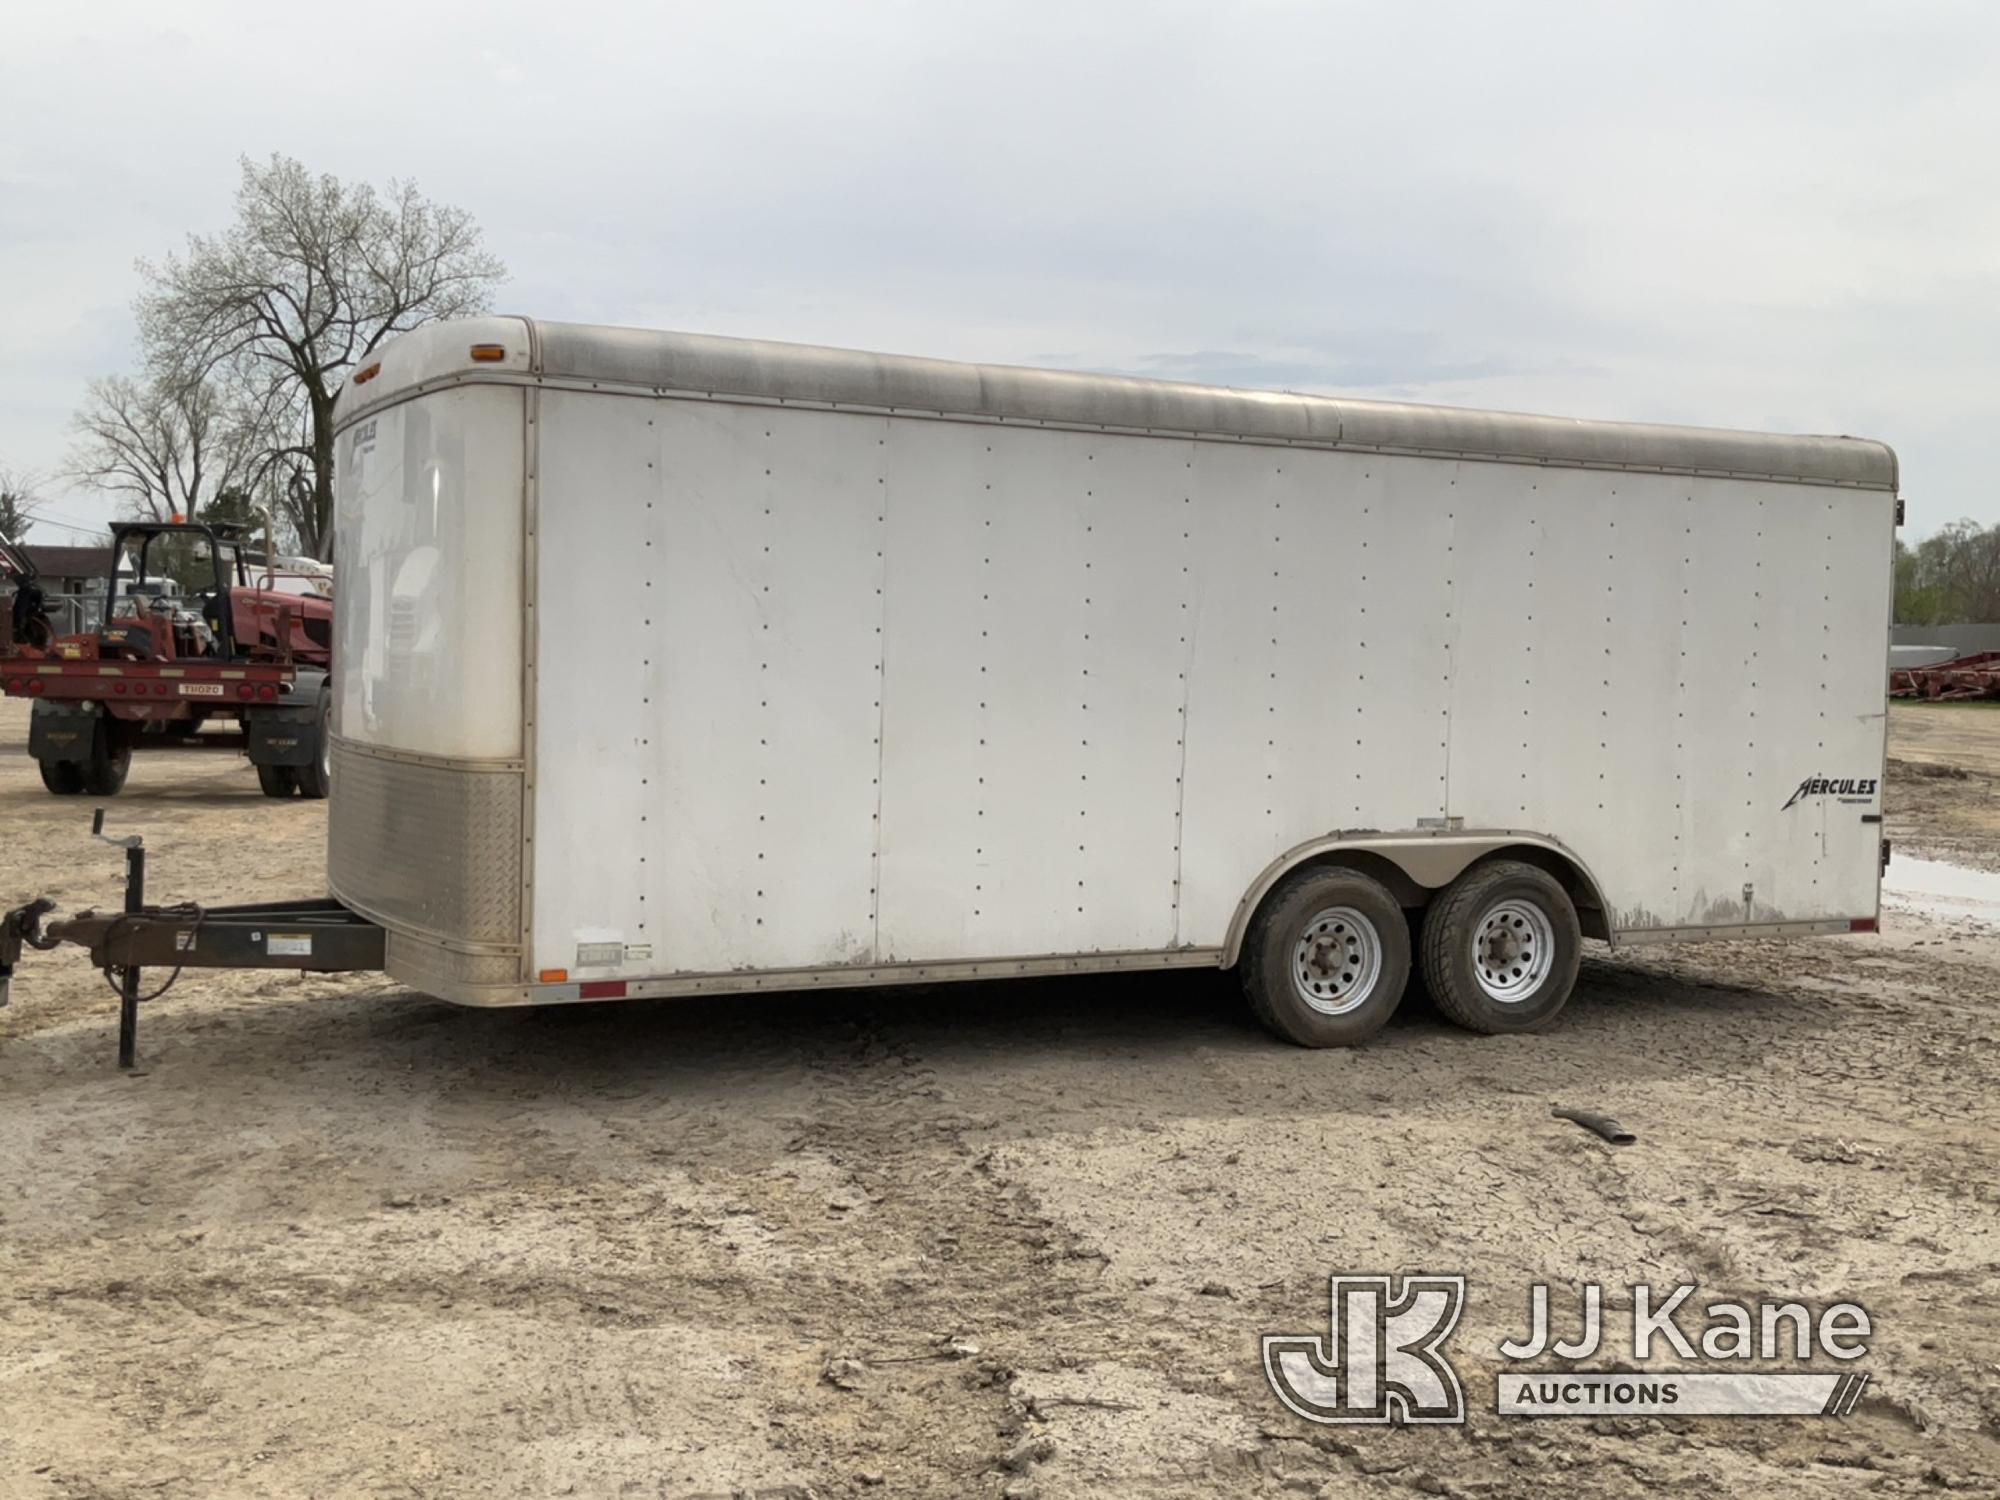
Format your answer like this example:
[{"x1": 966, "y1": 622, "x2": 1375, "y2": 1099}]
[{"x1": 3, "y1": 0, "x2": 1995, "y2": 542}]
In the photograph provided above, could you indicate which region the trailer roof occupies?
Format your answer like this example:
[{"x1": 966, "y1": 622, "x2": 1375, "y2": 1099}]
[{"x1": 346, "y1": 317, "x2": 1899, "y2": 490}]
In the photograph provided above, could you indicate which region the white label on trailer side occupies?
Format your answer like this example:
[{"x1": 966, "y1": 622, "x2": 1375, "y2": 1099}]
[
  {"x1": 266, "y1": 933, "x2": 313, "y2": 957},
  {"x1": 180, "y1": 683, "x2": 225, "y2": 697}
]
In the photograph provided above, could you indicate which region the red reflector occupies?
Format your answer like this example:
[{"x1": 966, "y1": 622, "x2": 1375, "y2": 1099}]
[
  {"x1": 577, "y1": 980, "x2": 628, "y2": 1000},
  {"x1": 1848, "y1": 917, "x2": 1878, "y2": 933},
  {"x1": 5, "y1": 678, "x2": 21, "y2": 693},
  {"x1": 28, "y1": 679, "x2": 44, "y2": 695},
  {"x1": 236, "y1": 684, "x2": 254, "y2": 700},
  {"x1": 257, "y1": 684, "x2": 277, "y2": 701},
  {"x1": 112, "y1": 682, "x2": 127, "y2": 694}
]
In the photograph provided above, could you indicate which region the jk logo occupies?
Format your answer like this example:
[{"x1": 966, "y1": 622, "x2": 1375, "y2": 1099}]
[{"x1": 1263, "y1": 1274, "x2": 1467, "y2": 1425}]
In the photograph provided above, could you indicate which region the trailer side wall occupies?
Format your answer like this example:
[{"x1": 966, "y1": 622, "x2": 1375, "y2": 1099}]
[{"x1": 525, "y1": 393, "x2": 1890, "y2": 986}]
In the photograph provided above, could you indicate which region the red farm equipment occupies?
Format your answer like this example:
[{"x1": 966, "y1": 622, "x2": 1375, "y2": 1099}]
[
  {"x1": 1, "y1": 521, "x2": 334, "y2": 798},
  {"x1": 1889, "y1": 652, "x2": 2000, "y2": 703}
]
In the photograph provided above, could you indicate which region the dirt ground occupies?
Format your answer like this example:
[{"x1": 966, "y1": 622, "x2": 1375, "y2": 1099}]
[
  {"x1": 2, "y1": 696, "x2": 1996, "y2": 1499},
  {"x1": 1881, "y1": 701, "x2": 2000, "y2": 872}
]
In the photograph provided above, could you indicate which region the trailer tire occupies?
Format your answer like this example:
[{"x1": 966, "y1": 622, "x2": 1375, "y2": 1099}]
[
  {"x1": 39, "y1": 758, "x2": 86, "y2": 795},
  {"x1": 1240, "y1": 867, "x2": 1411, "y2": 1047},
  {"x1": 1420, "y1": 860, "x2": 1581, "y2": 1034},
  {"x1": 81, "y1": 720, "x2": 130, "y2": 797},
  {"x1": 257, "y1": 763, "x2": 296, "y2": 797},
  {"x1": 292, "y1": 686, "x2": 332, "y2": 800}
]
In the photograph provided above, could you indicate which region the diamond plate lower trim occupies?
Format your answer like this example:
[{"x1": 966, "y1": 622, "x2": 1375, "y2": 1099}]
[
  {"x1": 384, "y1": 932, "x2": 528, "y2": 1004},
  {"x1": 329, "y1": 738, "x2": 524, "y2": 957}
]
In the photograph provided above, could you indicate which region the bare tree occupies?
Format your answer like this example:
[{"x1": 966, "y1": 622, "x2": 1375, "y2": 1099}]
[
  {"x1": 67, "y1": 371, "x2": 269, "y2": 523},
  {"x1": 0, "y1": 465, "x2": 40, "y2": 541},
  {"x1": 1896, "y1": 520, "x2": 2000, "y2": 624},
  {"x1": 1926, "y1": 520, "x2": 2000, "y2": 623},
  {"x1": 137, "y1": 154, "x2": 504, "y2": 556}
]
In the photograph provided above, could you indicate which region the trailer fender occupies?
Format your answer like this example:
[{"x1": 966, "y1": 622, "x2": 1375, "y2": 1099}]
[
  {"x1": 1222, "y1": 831, "x2": 1613, "y2": 965},
  {"x1": 245, "y1": 670, "x2": 329, "y2": 768},
  {"x1": 27, "y1": 698, "x2": 100, "y2": 763}
]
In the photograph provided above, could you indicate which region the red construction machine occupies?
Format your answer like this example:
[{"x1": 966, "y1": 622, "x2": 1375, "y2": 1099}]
[
  {"x1": 1890, "y1": 652, "x2": 2000, "y2": 702},
  {"x1": 1, "y1": 520, "x2": 334, "y2": 798}
]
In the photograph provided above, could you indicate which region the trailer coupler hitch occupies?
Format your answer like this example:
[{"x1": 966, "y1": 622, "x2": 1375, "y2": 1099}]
[{"x1": 0, "y1": 897, "x2": 61, "y2": 1010}]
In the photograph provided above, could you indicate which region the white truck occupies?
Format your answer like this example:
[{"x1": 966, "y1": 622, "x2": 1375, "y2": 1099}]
[{"x1": 3, "y1": 317, "x2": 1897, "y2": 1054}]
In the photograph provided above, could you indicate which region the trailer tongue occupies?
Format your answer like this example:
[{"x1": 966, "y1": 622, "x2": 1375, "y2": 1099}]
[{"x1": 0, "y1": 812, "x2": 384, "y2": 1068}]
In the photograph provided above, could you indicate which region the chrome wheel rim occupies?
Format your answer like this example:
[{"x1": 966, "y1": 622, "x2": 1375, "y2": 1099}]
[
  {"x1": 1291, "y1": 906, "x2": 1382, "y2": 1015},
  {"x1": 1472, "y1": 898, "x2": 1554, "y2": 1003}
]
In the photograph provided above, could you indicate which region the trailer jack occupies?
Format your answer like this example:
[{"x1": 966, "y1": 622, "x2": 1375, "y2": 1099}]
[{"x1": 1, "y1": 811, "x2": 385, "y2": 1069}]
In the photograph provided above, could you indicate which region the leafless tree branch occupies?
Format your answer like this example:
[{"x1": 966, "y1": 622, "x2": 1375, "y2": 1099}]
[
  {"x1": 136, "y1": 154, "x2": 505, "y2": 556},
  {"x1": 0, "y1": 465, "x2": 43, "y2": 542}
]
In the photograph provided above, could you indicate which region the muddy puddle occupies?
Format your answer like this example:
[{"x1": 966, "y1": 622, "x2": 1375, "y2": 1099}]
[{"x1": 1882, "y1": 852, "x2": 2000, "y2": 925}]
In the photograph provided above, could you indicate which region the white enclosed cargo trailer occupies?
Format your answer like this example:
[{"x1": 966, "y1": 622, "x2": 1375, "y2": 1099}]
[{"x1": 325, "y1": 317, "x2": 1895, "y2": 1045}]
